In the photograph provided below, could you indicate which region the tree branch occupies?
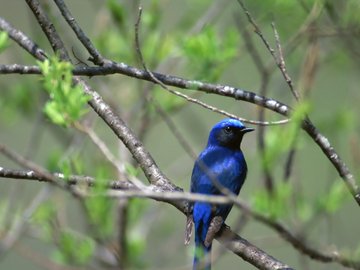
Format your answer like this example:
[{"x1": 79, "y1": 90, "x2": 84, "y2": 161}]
[
  {"x1": 0, "y1": 1, "x2": 359, "y2": 268},
  {"x1": 52, "y1": 0, "x2": 107, "y2": 65},
  {"x1": 25, "y1": 0, "x2": 69, "y2": 61},
  {"x1": 235, "y1": 0, "x2": 360, "y2": 206},
  {"x1": 1, "y1": 167, "x2": 359, "y2": 269},
  {"x1": 0, "y1": 17, "x2": 47, "y2": 60},
  {"x1": 5, "y1": 5, "x2": 290, "y2": 267},
  {"x1": 0, "y1": 62, "x2": 358, "y2": 206}
]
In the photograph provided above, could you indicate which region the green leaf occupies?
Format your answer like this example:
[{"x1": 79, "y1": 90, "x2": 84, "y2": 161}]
[
  {"x1": 84, "y1": 168, "x2": 114, "y2": 237},
  {"x1": 125, "y1": 163, "x2": 141, "y2": 177},
  {"x1": 44, "y1": 101, "x2": 67, "y2": 126},
  {"x1": 56, "y1": 230, "x2": 95, "y2": 265},
  {"x1": 252, "y1": 181, "x2": 292, "y2": 219},
  {"x1": 153, "y1": 86, "x2": 185, "y2": 112},
  {"x1": 181, "y1": 27, "x2": 238, "y2": 81},
  {"x1": 142, "y1": 1, "x2": 161, "y2": 30},
  {"x1": 142, "y1": 32, "x2": 174, "y2": 63},
  {"x1": 296, "y1": 198, "x2": 313, "y2": 223},
  {"x1": 127, "y1": 198, "x2": 147, "y2": 224},
  {"x1": 3, "y1": 83, "x2": 38, "y2": 116},
  {"x1": 316, "y1": 181, "x2": 348, "y2": 213},
  {"x1": 125, "y1": 199, "x2": 148, "y2": 268},
  {"x1": 31, "y1": 203, "x2": 57, "y2": 240},
  {"x1": 333, "y1": 109, "x2": 355, "y2": 131},
  {"x1": 127, "y1": 228, "x2": 146, "y2": 267},
  {"x1": 262, "y1": 101, "x2": 310, "y2": 171},
  {"x1": 344, "y1": 0, "x2": 360, "y2": 25},
  {"x1": 95, "y1": 29, "x2": 133, "y2": 63},
  {"x1": 0, "y1": 31, "x2": 9, "y2": 53},
  {"x1": 38, "y1": 56, "x2": 91, "y2": 127},
  {"x1": 107, "y1": 0, "x2": 125, "y2": 26}
]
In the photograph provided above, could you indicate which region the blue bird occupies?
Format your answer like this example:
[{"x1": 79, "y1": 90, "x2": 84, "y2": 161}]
[{"x1": 186, "y1": 118, "x2": 253, "y2": 270}]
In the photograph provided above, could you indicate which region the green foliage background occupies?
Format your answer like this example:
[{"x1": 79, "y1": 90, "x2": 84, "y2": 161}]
[{"x1": 1, "y1": 0, "x2": 360, "y2": 269}]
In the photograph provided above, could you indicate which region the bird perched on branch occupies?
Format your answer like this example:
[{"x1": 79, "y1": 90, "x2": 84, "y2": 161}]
[{"x1": 185, "y1": 118, "x2": 254, "y2": 270}]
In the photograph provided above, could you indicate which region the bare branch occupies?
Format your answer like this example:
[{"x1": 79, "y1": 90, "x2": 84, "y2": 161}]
[
  {"x1": 271, "y1": 22, "x2": 301, "y2": 101},
  {"x1": 0, "y1": 40, "x2": 359, "y2": 205},
  {"x1": 219, "y1": 229, "x2": 291, "y2": 270},
  {"x1": 234, "y1": 12, "x2": 275, "y2": 192},
  {"x1": 0, "y1": 62, "x2": 291, "y2": 126},
  {"x1": 0, "y1": 31, "x2": 359, "y2": 205},
  {"x1": 1, "y1": 167, "x2": 359, "y2": 269},
  {"x1": 25, "y1": 0, "x2": 70, "y2": 60},
  {"x1": 0, "y1": 17, "x2": 47, "y2": 60},
  {"x1": 235, "y1": 0, "x2": 360, "y2": 206},
  {"x1": 0, "y1": 144, "x2": 83, "y2": 199},
  {"x1": 0, "y1": 2, "x2": 359, "y2": 268},
  {"x1": 52, "y1": 0, "x2": 107, "y2": 66},
  {"x1": 74, "y1": 122, "x2": 125, "y2": 174}
]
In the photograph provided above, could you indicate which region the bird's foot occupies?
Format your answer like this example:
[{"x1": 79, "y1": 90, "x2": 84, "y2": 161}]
[
  {"x1": 184, "y1": 214, "x2": 193, "y2": 245},
  {"x1": 204, "y1": 216, "x2": 224, "y2": 247}
]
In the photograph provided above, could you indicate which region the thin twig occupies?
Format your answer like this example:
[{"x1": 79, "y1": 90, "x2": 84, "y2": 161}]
[
  {"x1": 0, "y1": 17, "x2": 47, "y2": 60},
  {"x1": 53, "y1": 0, "x2": 108, "y2": 65},
  {"x1": 152, "y1": 99, "x2": 198, "y2": 159},
  {"x1": 1, "y1": 3, "x2": 360, "y2": 268},
  {"x1": 1, "y1": 17, "x2": 359, "y2": 204},
  {"x1": 25, "y1": 0, "x2": 70, "y2": 61},
  {"x1": 234, "y1": 13, "x2": 275, "y2": 192},
  {"x1": 116, "y1": 198, "x2": 128, "y2": 269},
  {"x1": 236, "y1": 0, "x2": 360, "y2": 205},
  {"x1": 133, "y1": 7, "x2": 359, "y2": 269},
  {"x1": 0, "y1": 54, "x2": 359, "y2": 206},
  {"x1": 1, "y1": 166, "x2": 359, "y2": 269},
  {"x1": 74, "y1": 122, "x2": 125, "y2": 174},
  {"x1": 135, "y1": 7, "x2": 287, "y2": 126},
  {"x1": 0, "y1": 61, "x2": 291, "y2": 121},
  {"x1": 0, "y1": 144, "x2": 83, "y2": 199},
  {"x1": 271, "y1": 22, "x2": 301, "y2": 101},
  {"x1": 0, "y1": 187, "x2": 52, "y2": 257},
  {"x1": 134, "y1": 6, "x2": 254, "y2": 218}
]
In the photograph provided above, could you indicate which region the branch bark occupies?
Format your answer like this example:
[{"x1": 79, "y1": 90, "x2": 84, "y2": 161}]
[
  {"x1": 0, "y1": 1, "x2": 359, "y2": 269},
  {"x1": 1, "y1": 167, "x2": 359, "y2": 269},
  {"x1": 0, "y1": 6, "x2": 291, "y2": 270},
  {"x1": 0, "y1": 62, "x2": 358, "y2": 206}
]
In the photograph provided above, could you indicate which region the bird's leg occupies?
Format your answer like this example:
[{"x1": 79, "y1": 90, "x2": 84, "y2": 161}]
[
  {"x1": 184, "y1": 214, "x2": 193, "y2": 245},
  {"x1": 204, "y1": 216, "x2": 224, "y2": 247},
  {"x1": 222, "y1": 223, "x2": 230, "y2": 230}
]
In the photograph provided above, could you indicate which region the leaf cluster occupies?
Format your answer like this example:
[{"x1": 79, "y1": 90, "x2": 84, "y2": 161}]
[
  {"x1": 38, "y1": 56, "x2": 91, "y2": 127},
  {"x1": 32, "y1": 203, "x2": 95, "y2": 266}
]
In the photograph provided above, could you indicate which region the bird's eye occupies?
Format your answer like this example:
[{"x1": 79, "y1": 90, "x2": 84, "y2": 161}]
[{"x1": 224, "y1": 126, "x2": 232, "y2": 134}]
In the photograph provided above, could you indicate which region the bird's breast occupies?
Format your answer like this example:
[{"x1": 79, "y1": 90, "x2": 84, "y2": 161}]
[{"x1": 192, "y1": 146, "x2": 247, "y2": 195}]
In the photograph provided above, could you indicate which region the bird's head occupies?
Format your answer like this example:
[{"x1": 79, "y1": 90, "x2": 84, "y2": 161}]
[{"x1": 207, "y1": 118, "x2": 254, "y2": 149}]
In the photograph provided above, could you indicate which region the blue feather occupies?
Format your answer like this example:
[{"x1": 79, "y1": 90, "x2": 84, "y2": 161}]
[{"x1": 190, "y1": 118, "x2": 253, "y2": 270}]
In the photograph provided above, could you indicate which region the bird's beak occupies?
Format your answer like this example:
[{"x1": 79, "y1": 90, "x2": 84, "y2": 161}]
[{"x1": 241, "y1": 127, "x2": 255, "y2": 134}]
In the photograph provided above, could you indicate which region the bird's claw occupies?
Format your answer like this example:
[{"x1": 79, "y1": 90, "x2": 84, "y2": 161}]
[{"x1": 204, "y1": 216, "x2": 224, "y2": 247}]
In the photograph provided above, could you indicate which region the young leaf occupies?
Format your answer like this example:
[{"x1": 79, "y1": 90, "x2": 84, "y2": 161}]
[
  {"x1": 252, "y1": 181, "x2": 292, "y2": 219},
  {"x1": 107, "y1": 0, "x2": 125, "y2": 26},
  {"x1": 262, "y1": 101, "x2": 310, "y2": 171},
  {"x1": 38, "y1": 56, "x2": 91, "y2": 127},
  {"x1": 316, "y1": 181, "x2": 348, "y2": 213},
  {"x1": 31, "y1": 203, "x2": 57, "y2": 241},
  {"x1": 181, "y1": 27, "x2": 238, "y2": 81},
  {"x1": 56, "y1": 230, "x2": 95, "y2": 265},
  {"x1": 84, "y1": 168, "x2": 114, "y2": 237},
  {"x1": 0, "y1": 31, "x2": 9, "y2": 53}
]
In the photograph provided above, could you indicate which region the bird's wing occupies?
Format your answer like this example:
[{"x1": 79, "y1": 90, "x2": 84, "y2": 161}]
[{"x1": 191, "y1": 147, "x2": 247, "y2": 195}]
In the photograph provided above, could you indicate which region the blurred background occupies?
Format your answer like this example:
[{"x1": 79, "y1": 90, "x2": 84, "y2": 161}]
[{"x1": 0, "y1": 0, "x2": 360, "y2": 269}]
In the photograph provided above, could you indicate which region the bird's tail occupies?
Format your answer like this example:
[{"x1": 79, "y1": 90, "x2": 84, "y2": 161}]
[{"x1": 193, "y1": 238, "x2": 211, "y2": 270}]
